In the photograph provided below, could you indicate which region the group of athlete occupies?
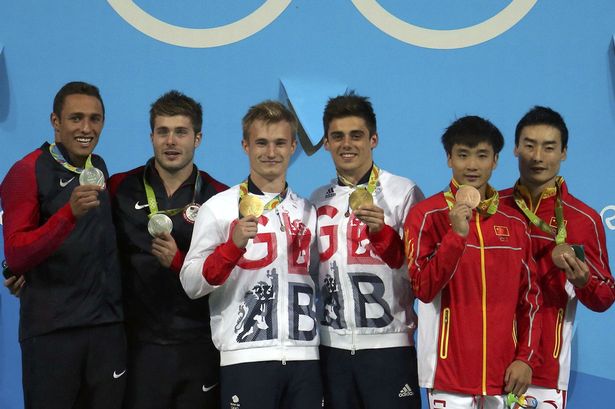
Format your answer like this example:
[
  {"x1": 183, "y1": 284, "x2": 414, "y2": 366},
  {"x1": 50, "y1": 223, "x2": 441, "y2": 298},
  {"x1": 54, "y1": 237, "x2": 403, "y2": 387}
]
[{"x1": 1, "y1": 81, "x2": 614, "y2": 409}]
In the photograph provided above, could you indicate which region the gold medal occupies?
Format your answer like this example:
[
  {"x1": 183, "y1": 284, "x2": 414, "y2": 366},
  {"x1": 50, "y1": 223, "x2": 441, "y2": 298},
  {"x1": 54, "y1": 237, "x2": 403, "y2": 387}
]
[
  {"x1": 349, "y1": 188, "x2": 373, "y2": 210},
  {"x1": 239, "y1": 195, "x2": 264, "y2": 218},
  {"x1": 551, "y1": 243, "x2": 575, "y2": 269},
  {"x1": 455, "y1": 185, "x2": 481, "y2": 209}
]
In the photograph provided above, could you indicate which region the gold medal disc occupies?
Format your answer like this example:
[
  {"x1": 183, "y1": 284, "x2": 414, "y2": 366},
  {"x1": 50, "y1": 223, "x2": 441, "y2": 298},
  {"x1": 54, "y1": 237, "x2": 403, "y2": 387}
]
[
  {"x1": 239, "y1": 195, "x2": 264, "y2": 218},
  {"x1": 349, "y1": 188, "x2": 373, "y2": 210},
  {"x1": 551, "y1": 243, "x2": 575, "y2": 269},
  {"x1": 455, "y1": 185, "x2": 481, "y2": 209}
]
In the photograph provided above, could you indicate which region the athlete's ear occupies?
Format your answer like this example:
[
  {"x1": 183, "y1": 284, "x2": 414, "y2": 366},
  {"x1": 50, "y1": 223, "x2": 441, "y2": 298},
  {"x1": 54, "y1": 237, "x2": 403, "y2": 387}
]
[
  {"x1": 194, "y1": 132, "x2": 202, "y2": 148},
  {"x1": 50, "y1": 113, "x2": 60, "y2": 134}
]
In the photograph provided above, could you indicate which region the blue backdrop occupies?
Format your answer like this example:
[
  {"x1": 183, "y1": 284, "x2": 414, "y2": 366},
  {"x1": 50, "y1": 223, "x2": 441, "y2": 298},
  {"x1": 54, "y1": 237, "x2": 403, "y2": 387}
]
[{"x1": 1, "y1": 2, "x2": 614, "y2": 408}]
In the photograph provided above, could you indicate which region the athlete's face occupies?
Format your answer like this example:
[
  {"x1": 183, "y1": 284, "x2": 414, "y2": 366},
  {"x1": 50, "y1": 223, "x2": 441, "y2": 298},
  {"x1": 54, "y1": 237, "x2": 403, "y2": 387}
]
[
  {"x1": 51, "y1": 94, "x2": 104, "y2": 167},
  {"x1": 325, "y1": 116, "x2": 377, "y2": 183},
  {"x1": 151, "y1": 115, "x2": 201, "y2": 175},
  {"x1": 243, "y1": 119, "x2": 296, "y2": 186},
  {"x1": 514, "y1": 124, "x2": 566, "y2": 191},
  {"x1": 448, "y1": 142, "x2": 498, "y2": 198}
]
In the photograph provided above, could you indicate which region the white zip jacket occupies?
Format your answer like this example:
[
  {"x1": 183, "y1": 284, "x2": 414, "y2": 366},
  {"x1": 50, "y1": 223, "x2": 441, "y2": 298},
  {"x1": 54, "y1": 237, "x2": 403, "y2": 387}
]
[
  {"x1": 181, "y1": 185, "x2": 319, "y2": 366},
  {"x1": 310, "y1": 169, "x2": 424, "y2": 351}
]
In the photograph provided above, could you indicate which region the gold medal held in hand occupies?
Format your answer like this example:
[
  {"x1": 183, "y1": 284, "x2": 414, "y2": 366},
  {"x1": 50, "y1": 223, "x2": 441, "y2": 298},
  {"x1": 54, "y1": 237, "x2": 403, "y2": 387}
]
[
  {"x1": 239, "y1": 195, "x2": 264, "y2": 218},
  {"x1": 349, "y1": 188, "x2": 373, "y2": 211},
  {"x1": 551, "y1": 243, "x2": 575, "y2": 269},
  {"x1": 455, "y1": 185, "x2": 481, "y2": 209}
]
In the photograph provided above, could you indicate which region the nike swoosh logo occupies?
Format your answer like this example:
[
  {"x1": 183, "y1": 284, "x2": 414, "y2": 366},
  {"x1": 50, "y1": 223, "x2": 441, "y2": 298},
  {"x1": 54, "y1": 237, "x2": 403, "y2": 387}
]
[
  {"x1": 113, "y1": 370, "x2": 126, "y2": 379},
  {"x1": 202, "y1": 383, "x2": 218, "y2": 392},
  {"x1": 59, "y1": 177, "x2": 75, "y2": 187},
  {"x1": 134, "y1": 202, "x2": 149, "y2": 210}
]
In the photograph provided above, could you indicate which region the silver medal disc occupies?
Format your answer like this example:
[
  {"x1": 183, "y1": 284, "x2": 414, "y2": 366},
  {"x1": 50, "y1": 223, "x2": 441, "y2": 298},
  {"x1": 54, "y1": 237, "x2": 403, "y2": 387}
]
[
  {"x1": 148, "y1": 213, "x2": 173, "y2": 237},
  {"x1": 79, "y1": 167, "x2": 105, "y2": 187}
]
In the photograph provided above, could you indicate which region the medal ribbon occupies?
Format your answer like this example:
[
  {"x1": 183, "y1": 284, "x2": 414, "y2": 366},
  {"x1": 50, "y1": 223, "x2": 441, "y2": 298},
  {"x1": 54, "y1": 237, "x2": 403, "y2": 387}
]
[
  {"x1": 338, "y1": 163, "x2": 380, "y2": 195},
  {"x1": 513, "y1": 177, "x2": 566, "y2": 244},
  {"x1": 238, "y1": 178, "x2": 287, "y2": 217},
  {"x1": 443, "y1": 179, "x2": 499, "y2": 216},
  {"x1": 143, "y1": 164, "x2": 202, "y2": 219},
  {"x1": 49, "y1": 143, "x2": 94, "y2": 173}
]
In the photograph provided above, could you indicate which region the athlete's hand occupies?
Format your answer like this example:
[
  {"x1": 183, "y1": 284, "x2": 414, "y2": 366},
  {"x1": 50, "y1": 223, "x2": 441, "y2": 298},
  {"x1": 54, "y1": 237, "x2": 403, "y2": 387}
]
[
  {"x1": 561, "y1": 252, "x2": 590, "y2": 288},
  {"x1": 504, "y1": 360, "x2": 532, "y2": 396},
  {"x1": 449, "y1": 203, "x2": 471, "y2": 237},
  {"x1": 69, "y1": 185, "x2": 102, "y2": 218},
  {"x1": 354, "y1": 204, "x2": 385, "y2": 234},
  {"x1": 232, "y1": 216, "x2": 258, "y2": 249},
  {"x1": 4, "y1": 275, "x2": 25, "y2": 297},
  {"x1": 151, "y1": 232, "x2": 178, "y2": 268}
]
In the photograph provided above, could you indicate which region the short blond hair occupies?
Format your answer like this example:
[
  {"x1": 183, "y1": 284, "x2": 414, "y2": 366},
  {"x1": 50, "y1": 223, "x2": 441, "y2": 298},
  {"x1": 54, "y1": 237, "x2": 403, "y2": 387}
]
[{"x1": 242, "y1": 100, "x2": 298, "y2": 140}]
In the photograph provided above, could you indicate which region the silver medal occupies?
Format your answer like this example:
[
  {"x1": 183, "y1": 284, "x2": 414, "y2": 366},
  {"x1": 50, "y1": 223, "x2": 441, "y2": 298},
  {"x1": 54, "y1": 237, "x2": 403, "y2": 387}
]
[
  {"x1": 148, "y1": 213, "x2": 173, "y2": 237},
  {"x1": 79, "y1": 167, "x2": 105, "y2": 187}
]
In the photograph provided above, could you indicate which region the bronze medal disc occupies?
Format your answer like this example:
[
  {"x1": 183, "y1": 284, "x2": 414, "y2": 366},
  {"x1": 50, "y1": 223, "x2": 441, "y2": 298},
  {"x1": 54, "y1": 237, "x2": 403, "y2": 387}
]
[
  {"x1": 79, "y1": 167, "x2": 106, "y2": 187},
  {"x1": 239, "y1": 195, "x2": 264, "y2": 218},
  {"x1": 551, "y1": 243, "x2": 575, "y2": 269},
  {"x1": 349, "y1": 188, "x2": 373, "y2": 210},
  {"x1": 455, "y1": 185, "x2": 481, "y2": 209}
]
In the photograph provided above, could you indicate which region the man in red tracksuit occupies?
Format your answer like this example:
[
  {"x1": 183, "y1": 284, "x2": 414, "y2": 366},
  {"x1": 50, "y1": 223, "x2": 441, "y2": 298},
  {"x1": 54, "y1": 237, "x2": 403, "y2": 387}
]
[
  {"x1": 500, "y1": 106, "x2": 615, "y2": 408},
  {"x1": 404, "y1": 116, "x2": 542, "y2": 409}
]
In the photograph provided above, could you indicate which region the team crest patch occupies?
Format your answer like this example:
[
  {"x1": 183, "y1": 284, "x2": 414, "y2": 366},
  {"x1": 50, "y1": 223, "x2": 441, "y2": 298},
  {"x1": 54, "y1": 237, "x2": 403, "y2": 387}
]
[
  {"x1": 494, "y1": 225, "x2": 510, "y2": 236},
  {"x1": 549, "y1": 216, "x2": 567, "y2": 229}
]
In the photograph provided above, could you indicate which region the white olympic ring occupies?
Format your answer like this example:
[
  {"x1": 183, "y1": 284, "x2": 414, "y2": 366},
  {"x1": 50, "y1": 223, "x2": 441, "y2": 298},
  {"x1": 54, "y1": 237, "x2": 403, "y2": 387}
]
[
  {"x1": 600, "y1": 205, "x2": 615, "y2": 231},
  {"x1": 106, "y1": 0, "x2": 291, "y2": 48},
  {"x1": 108, "y1": 1, "x2": 536, "y2": 49},
  {"x1": 350, "y1": 0, "x2": 537, "y2": 49}
]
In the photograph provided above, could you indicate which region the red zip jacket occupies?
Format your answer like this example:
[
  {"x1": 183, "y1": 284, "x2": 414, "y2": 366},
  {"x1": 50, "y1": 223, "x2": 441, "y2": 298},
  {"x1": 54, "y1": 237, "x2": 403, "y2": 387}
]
[
  {"x1": 500, "y1": 179, "x2": 614, "y2": 390},
  {"x1": 404, "y1": 183, "x2": 541, "y2": 396}
]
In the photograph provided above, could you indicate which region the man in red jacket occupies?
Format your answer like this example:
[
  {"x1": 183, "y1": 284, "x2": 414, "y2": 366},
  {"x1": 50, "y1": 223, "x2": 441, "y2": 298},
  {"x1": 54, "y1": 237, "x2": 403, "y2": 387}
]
[
  {"x1": 404, "y1": 115, "x2": 542, "y2": 409},
  {"x1": 500, "y1": 106, "x2": 615, "y2": 408}
]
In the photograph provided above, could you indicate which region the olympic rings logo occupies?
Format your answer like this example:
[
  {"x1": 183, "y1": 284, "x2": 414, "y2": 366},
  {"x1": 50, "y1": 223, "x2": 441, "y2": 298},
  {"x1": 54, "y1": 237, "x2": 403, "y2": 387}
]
[
  {"x1": 600, "y1": 205, "x2": 615, "y2": 231},
  {"x1": 107, "y1": 0, "x2": 537, "y2": 49}
]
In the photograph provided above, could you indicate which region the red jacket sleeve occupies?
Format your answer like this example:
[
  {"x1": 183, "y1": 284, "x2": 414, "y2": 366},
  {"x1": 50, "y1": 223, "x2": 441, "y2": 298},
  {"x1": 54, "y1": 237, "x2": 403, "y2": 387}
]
[
  {"x1": 201, "y1": 227, "x2": 246, "y2": 285},
  {"x1": 1, "y1": 154, "x2": 76, "y2": 274},
  {"x1": 369, "y1": 224, "x2": 405, "y2": 269},
  {"x1": 404, "y1": 205, "x2": 466, "y2": 303},
  {"x1": 514, "y1": 233, "x2": 543, "y2": 370},
  {"x1": 574, "y1": 212, "x2": 615, "y2": 311}
]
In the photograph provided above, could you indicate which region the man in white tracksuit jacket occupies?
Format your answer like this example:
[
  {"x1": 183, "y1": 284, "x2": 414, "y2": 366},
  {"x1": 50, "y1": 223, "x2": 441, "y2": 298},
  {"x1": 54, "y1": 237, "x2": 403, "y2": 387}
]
[
  {"x1": 311, "y1": 92, "x2": 423, "y2": 409},
  {"x1": 181, "y1": 101, "x2": 321, "y2": 409}
]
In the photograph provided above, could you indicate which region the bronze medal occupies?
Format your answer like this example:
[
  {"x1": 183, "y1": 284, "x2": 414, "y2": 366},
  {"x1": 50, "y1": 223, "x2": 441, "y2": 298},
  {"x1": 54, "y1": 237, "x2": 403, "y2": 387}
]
[
  {"x1": 239, "y1": 195, "x2": 264, "y2": 218},
  {"x1": 349, "y1": 188, "x2": 373, "y2": 211},
  {"x1": 551, "y1": 243, "x2": 575, "y2": 269},
  {"x1": 455, "y1": 185, "x2": 481, "y2": 209}
]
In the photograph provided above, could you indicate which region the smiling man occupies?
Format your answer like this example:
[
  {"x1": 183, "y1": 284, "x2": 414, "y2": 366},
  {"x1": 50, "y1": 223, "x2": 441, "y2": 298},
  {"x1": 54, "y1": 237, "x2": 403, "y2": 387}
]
[
  {"x1": 500, "y1": 106, "x2": 615, "y2": 408},
  {"x1": 180, "y1": 100, "x2": 321, "y2": 409},
  {"x1": 310, "y1": 93, "x2": 423, "y2": 409},
  {"x1": 108, "y1": 91, "x2": 227, "y2": 409},
  {"x1": 0, "y1": 82, "x2": 125, "y2": 409},
  {"x1": 404, "y1": 116, "x2": 542, "y2": 409}
]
